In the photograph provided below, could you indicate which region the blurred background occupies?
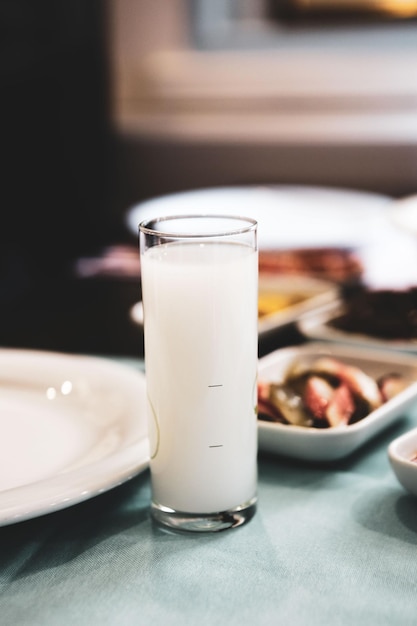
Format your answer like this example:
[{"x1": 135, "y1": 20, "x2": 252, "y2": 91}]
[{"x1": 2, "y1": 0, "x2": 417, "y2": 357}]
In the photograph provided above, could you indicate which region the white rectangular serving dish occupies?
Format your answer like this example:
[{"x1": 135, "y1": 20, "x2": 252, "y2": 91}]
[
  {"x1": 258, "y1": 342, "x2": 417, "y2": 461},
  {"x1": 256, "y1": 274, "x2": 338, "y2": 338}
]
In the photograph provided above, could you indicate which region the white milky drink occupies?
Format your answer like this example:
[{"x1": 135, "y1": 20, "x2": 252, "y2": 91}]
[{"x1": 141, "y1": 240, "x2": 258, "y2": 514}]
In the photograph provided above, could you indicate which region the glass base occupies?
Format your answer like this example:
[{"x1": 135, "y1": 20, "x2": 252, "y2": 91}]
[{"x1": 151, "y1": 496, "x2": 257, "y2": 533}]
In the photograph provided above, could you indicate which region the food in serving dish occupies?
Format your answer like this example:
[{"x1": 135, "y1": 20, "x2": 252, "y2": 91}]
[
  {"x1": 258, "y1": 290, "x2": 312, "y2": 318},
  {"x1": 259, "y1": 247, "x2": 363, "y2": 283},
  {"x1": 256, "y1": 275, "x2": 339, "y2": 337},
  {"x1": 258, "y1": 355, "x2": 409, "y2": 429},
  {"x1": 258, "y1": 343, "x2": 417, "y2": 461},
  {"x1": 257, "y1": 275, "x2": 338, "y2": 320},
  {"x1": 328, "y1": 285, "x2": 417, "y2": 341}
]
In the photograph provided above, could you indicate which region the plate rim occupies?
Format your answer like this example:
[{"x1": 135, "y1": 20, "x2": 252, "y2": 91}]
[
  {"x1": 0, "y1": 348, "x2": 150, "y2": 527},
  {"x1": 257, "y1": 275, "x2": 339, "y2": 336}
]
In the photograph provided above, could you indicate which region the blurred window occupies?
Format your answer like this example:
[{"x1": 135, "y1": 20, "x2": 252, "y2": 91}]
[{"x1": 108, "y1": 0, "x2": 417, "y2": 196}]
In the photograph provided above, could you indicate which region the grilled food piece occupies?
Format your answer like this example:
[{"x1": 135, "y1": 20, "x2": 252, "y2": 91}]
[{"x1": 258, "y1": 356, "x2": 409, "y2": 429}]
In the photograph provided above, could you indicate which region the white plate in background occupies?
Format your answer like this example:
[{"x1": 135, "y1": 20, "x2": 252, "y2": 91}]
[
  {"x1": 388, "y1": 427, "x2": 417, "y2": 497},
  {"x1": 0, "y1": 349, "x2": 150, "y2": 526},
  {"x1": 126, "y1": 185, "x2": 391, "y2": 251},
  {"x1": 257, "y1": 343, "x2": 417, "y2": 462},
  {"x1": 131, "y1": 274, "x2": 339, "y2": 340},
  {"x1": 390, "y1": 193, "x2": 417, "y2": 238}
]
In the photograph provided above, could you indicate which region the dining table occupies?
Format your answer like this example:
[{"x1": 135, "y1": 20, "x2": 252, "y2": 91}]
[
  {"x1": 2, "y1": 335, "x2": 417, "y2": 626},
  {"x1": 3, "y1": 182, "x2": 417, "y2": 624}
]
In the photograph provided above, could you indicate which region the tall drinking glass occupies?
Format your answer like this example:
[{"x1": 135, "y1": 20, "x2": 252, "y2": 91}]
[{"x1": 139, "y1": 215, "x2": 258, "y2": 532}]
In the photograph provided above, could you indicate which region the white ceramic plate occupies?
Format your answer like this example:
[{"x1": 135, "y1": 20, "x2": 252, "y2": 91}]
[
  {"x1": 131, "y1": 274, "x2": 339, "y2": 340},
  {"x1": 298, "y1": 303, "x2": 417, "y2": 353},
  {"x1": 390, "y1": 193, "x2": 417, "y2": 238},
  {"x1": 388, "y1": 427, "x2": 417, "y2": 497},
  {"x1": 126, "y1": 185, "x2": 391, "y2": 250},
  {"x1": 0, "y1": 349, "x2": 150, "y2": 526},
  {"x1": 257, "y1": 342, "x2": 417, "y2": 461}
]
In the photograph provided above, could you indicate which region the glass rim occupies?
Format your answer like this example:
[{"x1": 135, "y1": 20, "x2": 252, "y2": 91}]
[{"x1": 139, "y1": 214, "x2": 257, "y2": 238}]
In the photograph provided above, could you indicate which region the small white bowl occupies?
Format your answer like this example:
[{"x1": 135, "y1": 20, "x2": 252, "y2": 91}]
[{"x1": 388, "y1": 427, "x2": 417, "y2": 497}]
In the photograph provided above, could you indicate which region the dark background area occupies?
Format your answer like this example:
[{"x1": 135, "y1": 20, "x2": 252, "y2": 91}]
[
  {"x1": 1, "y1": 0, "x2": 143, "y2": 358},
  {"x1": 2, "y1": 1, "x2": 416, "y2": 360}
]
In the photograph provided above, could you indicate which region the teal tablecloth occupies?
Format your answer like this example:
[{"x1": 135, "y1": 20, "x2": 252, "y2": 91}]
[{"x1": 1, "y1": 357, "x2": 417, "y2": 626}]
